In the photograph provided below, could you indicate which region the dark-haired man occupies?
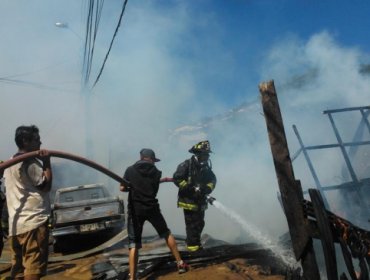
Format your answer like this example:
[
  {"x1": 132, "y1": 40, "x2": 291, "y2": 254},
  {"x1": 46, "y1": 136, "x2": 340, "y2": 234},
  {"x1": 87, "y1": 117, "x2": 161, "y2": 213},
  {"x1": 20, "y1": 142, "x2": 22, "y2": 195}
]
[
  {"x1": 4, "y1": 125, "x2": 52, "y2": 280},
  {"x1": 120, "y1": 148, "x2": 188, "y2": 280},
  {"x1": 173, "y1": 140, "x2": 217, "y2": 252}
]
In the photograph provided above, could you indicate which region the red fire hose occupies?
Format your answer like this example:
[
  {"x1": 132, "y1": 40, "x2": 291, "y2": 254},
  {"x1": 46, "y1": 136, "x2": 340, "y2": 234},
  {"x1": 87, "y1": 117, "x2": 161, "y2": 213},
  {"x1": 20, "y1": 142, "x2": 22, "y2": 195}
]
[
  {"x1": 160, "y1": 177, "x2": 174, "y2": 183},
  {"x1": 0, "y1": 150, "x2": 129, "y2": 186}
]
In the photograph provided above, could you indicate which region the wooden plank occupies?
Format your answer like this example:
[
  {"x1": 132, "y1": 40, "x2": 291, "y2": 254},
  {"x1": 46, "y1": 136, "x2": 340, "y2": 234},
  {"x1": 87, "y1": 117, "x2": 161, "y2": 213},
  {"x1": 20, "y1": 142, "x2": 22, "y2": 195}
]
[
  {"x1": 309, "y1": 189, "x2": 338, "y2": 280},
  {"x1": 259, "y1": 80, "x2": 320, "y2": 279}
]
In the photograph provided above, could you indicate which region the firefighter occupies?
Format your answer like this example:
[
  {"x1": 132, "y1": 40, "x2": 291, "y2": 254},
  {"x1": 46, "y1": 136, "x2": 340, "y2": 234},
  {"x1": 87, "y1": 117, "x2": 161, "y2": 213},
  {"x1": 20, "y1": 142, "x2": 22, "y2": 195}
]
[{"x1": 173, "y1": 140, "x2": 216, "y2": 252}]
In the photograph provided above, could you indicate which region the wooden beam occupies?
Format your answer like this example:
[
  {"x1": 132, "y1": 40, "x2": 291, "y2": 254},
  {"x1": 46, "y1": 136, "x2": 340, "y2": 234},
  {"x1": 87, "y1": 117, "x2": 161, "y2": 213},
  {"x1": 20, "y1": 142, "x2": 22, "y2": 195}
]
[{"x1": 259, "y1": 80, "x2": 320, "y2": 279}]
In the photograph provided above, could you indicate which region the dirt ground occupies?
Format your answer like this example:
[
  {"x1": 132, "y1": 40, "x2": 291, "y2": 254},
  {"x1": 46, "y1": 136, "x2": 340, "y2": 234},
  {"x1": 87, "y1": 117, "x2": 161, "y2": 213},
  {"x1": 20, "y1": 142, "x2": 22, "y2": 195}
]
[
  {"x1": 1, "y1": 257, "x2": 286, "y2": 280},
  {"x1": 0, "y1": 237, "x2": 288, "y2": 280},
  {"x1": 142, "y1": 259, "x2": 286, "y2": 280}
]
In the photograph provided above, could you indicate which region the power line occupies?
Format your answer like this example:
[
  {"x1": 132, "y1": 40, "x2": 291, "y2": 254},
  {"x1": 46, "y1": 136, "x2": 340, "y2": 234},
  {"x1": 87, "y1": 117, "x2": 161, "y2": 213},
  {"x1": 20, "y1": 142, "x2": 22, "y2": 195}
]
[
  {"x1": 0, "y1": 77, "x2": 75, "y2": 93},
  {"x1": 0, "y1": 60, "x2": 72, "y2": 80},
  {"x1": 82, "y1": 0, "x2": 105, "y2": 90},
  {"x1": 92, "y1": 0, "x2": 128, "y2": 89}
]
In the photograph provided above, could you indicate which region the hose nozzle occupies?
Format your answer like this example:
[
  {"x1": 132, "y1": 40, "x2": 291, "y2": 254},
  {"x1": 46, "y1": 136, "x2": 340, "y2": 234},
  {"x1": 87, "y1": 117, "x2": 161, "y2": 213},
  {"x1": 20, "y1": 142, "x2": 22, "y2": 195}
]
[{"x1": 206, "y1": 195, "x2": 216, "y2": 205}]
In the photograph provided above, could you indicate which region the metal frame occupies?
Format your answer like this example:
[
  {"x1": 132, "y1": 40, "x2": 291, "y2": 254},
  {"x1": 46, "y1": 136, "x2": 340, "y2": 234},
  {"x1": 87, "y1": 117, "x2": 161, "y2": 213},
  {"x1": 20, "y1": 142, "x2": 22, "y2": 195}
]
[{"x1": 291, "y1": 105, "x2": 370, "y2": 215}]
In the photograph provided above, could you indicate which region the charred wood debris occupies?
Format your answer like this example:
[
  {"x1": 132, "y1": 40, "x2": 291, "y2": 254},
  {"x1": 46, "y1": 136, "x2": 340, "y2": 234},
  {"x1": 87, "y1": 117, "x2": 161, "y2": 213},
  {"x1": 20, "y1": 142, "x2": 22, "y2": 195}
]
[
  {"x1": 91, "y1": 236, "x2": 300, "y2": 279},
  {"x1": 260, "y1": 80, "x2": 370, "y2": 280}
]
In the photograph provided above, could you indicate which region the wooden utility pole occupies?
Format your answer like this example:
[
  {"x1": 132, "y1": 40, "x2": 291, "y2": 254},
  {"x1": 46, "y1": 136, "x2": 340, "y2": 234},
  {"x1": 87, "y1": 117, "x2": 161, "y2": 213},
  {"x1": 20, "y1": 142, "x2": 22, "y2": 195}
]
[{"x1": 259, "y1": 80, "x2": 320, "y2": 279}]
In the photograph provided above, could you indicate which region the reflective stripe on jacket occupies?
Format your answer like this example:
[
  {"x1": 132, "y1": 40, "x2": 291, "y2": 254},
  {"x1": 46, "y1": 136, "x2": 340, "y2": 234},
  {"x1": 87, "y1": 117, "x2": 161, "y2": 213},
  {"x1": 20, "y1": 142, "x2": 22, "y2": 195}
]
[{"x1": 178, "y1": 201, "x2": 199, "y2": 211}]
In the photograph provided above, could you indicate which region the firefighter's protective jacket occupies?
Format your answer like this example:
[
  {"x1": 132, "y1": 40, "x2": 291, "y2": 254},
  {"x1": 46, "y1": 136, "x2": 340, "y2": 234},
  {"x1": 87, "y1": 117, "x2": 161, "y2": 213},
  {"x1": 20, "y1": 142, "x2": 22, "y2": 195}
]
[{"x1": 173, "y1": 155, "x2": 216, "y2": 211}]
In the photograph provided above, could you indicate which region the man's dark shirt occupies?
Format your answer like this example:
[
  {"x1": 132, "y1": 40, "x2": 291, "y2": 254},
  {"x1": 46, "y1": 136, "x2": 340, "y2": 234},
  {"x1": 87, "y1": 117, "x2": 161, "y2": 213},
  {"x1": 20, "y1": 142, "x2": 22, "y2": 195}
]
[{"x1": 123, "y1": 160, "x2": 162, "y2": 215}]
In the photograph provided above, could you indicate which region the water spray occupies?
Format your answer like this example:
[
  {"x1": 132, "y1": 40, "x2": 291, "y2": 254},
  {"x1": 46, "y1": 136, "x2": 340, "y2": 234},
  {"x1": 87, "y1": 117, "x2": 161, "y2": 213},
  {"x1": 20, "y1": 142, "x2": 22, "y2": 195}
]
[{"x1": 210, "y1": 199, "x2": 299, "y2": 268}]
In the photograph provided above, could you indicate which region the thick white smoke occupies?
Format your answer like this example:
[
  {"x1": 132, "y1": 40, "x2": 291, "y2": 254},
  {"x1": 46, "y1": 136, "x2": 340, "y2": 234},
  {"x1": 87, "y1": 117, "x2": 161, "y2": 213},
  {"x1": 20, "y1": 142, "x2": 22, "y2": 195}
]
[{"x1": 0, "y1": 2, "x2": 369, "y2": 247}]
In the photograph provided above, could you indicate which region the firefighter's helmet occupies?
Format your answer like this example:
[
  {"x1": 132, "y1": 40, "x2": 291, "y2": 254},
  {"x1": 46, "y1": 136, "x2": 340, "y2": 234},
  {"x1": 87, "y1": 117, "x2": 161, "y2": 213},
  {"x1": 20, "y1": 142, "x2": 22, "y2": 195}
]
[{"x1": 189, "y1": 140, "x2": 212, "y2": 154}]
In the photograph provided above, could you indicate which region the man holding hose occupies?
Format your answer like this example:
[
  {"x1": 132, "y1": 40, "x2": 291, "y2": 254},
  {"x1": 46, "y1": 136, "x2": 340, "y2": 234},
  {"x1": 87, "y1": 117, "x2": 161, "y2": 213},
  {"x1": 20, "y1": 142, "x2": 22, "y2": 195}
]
[
  {"x1": 3, "y1": 125, "x2": 52, "y2": 280},
  {"x1": 120, "y1": 148, "x2": 189, "y2": 280}
]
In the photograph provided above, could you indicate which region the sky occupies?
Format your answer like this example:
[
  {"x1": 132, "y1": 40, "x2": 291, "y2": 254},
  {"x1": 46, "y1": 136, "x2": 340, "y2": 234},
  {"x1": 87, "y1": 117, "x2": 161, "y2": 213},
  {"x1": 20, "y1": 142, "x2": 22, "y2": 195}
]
[{"x1": 1, "y1": 0, "x2": 370, "y2": 258}]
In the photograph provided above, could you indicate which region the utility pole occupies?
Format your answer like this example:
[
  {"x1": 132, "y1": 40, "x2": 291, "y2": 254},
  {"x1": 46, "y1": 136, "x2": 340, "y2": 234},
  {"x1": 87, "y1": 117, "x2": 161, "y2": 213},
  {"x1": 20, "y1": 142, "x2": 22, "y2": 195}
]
[{"x1": 55, "y1": 21, "x2": 94, "y2": 160}]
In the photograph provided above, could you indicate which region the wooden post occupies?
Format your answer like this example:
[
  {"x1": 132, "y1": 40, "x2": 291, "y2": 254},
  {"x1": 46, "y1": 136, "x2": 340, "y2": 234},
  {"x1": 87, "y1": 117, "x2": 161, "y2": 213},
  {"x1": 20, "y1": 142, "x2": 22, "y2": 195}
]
[{"x1": 259, "y1": 80, "x2": 320, "y2": 279}]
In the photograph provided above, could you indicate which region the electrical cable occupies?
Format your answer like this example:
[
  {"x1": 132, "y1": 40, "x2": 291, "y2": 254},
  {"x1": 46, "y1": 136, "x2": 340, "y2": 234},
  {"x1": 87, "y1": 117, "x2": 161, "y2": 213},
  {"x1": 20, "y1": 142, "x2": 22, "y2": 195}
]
[
  {"x1": 92, "y1": 0, "x2": 128, "y2": 89},
  {"x1": 82, "y1": 0, "x2": 105, "y2": 90},
  {"x1": 0, "y1": 77, "x2": 75, "y2": 93},
  {"x1": 82, "y1": 0, "x2": 93, "y2": 88},
  {"x1": 86, "y1": 0, "x2": 104, "y2": 87}
]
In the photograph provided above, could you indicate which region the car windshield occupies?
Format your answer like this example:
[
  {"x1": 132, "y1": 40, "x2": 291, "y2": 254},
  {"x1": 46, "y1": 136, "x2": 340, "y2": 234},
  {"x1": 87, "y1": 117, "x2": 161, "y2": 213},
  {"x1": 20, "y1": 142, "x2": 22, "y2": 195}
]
[{"x1": 58, "y1": 187, "x2": 105, "y2": 203}]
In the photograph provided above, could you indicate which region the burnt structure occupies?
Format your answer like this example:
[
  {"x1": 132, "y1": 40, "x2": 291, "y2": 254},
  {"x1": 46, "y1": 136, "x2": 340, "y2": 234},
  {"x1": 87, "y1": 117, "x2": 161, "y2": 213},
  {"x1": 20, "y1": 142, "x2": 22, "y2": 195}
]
[
  {"x1": 90, "y1": 235, "x2": 293, "y2": 279},
  {"x1": 259, "y1": 80, "x2": 370, "y2": 280},
  {"x1": 291, "y1": 106, "x2": 370, "y2": 227}
]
